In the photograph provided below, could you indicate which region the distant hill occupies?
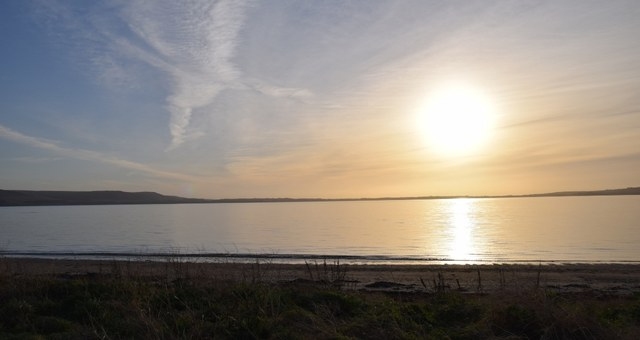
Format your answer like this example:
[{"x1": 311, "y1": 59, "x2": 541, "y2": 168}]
[
  {"x1": 1, "y1": 187, "x2": 639, "y2": 206},
  {"x1": 0, "y1": 190, "x2": 208, "y2": 206},
  {"x1": 525, "y1": 187, "x2": 640, "y2": 197}
]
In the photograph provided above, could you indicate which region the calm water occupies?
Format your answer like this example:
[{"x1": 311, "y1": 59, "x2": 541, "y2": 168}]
[{"x1": 1, "y1": 196, "x2": 639, "y2": 263}]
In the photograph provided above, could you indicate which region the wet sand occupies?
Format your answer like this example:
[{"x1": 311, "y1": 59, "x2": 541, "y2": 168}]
[{"x1": 2, "y1": 257, "x2": 640, "y2": 295}]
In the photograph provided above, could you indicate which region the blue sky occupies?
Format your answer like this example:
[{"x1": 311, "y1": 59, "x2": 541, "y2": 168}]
[{"x1": 1, "y1": 1, "x2": 639, "y2": 198}]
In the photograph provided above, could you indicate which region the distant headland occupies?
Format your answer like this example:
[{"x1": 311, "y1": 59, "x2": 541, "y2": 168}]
[{"x1": 1, "y1": 187, "x2": 639, "y2": 206}]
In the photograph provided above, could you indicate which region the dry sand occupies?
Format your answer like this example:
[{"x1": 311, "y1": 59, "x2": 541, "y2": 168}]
[{"x1": 2, "y1": 257, "x2": 640, "y2": 295}]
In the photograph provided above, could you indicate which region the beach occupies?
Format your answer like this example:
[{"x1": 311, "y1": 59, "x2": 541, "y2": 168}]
[{"x1": 4, "y1": 257, "x2": 640, "y2": 295}]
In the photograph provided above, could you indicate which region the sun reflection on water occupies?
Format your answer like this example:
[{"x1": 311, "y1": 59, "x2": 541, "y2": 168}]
[{"x1": 446, "y1": 199, "x2": 478, "y2": 261}]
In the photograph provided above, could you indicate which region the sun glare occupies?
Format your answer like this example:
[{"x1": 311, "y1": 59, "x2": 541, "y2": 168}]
[
  {"x1": 447, "y1": 199, "x2": 476, "y2": 260},
  {"x1": 418, "y1": 82, "x2": 496, "y2": 156}
]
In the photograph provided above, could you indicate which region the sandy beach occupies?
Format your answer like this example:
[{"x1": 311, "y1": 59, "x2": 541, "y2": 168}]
[{"x1": 3, "y1": 257, "x2": 640, "y2": 295}]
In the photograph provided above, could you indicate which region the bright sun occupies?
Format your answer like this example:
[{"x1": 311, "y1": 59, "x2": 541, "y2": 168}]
[{"x1": 418, "y1": 82, "x2": 496, "y2": 156}]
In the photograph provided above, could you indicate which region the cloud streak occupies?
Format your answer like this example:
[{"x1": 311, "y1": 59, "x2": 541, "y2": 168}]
[{"x1": 0, "y1": 124, "x2": 199, "y2": 183}]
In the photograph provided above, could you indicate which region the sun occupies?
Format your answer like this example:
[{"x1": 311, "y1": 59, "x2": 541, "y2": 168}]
[{"x1": 417, "y1": 82, "x2": 496, "y2": 156}]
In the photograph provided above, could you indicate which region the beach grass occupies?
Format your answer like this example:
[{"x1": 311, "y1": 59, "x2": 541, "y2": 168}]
[{"x1": 2, "y1": 259, "x2": 640, "y2": 339}]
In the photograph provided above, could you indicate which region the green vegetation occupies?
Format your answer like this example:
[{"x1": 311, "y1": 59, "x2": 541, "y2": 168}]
[{"x1": 2, "y1": 272, "x2": 640, "y2": 339}]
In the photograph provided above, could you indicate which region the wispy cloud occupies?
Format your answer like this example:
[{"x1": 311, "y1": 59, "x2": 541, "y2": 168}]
[
  {"x1": 0, "y1": 124, "x2": 199, "y2": 182},
  {"x1": 1, "y1": 156, "x2": 64, "y2": 164},
  {"x1": 121, "y1": 0, "x2": 252, "y2": 149},
  {"x1": 34, "y1": 0, "x2": 312, "y2": 150},
  {"x1": 245, "y1": 78, "x2": 313, "y2": 99}
]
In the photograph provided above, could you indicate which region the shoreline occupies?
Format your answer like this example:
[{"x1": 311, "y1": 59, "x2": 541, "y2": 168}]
[
  {"x1": 3, "y1": 257, "x2": 640, "y2": 295},
  {"x1": 4, "y1": 251, "x2": 639, "y2": 265}
]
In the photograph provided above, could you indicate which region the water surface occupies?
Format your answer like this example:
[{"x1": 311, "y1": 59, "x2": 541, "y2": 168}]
[{"x1": 2, "y1": 196, "x2": 639, "y2": 263}]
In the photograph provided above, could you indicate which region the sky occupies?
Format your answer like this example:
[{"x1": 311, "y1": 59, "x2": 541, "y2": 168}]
[{"x1": 1, "y1": 1, "x2": 639, "y2": 199}]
